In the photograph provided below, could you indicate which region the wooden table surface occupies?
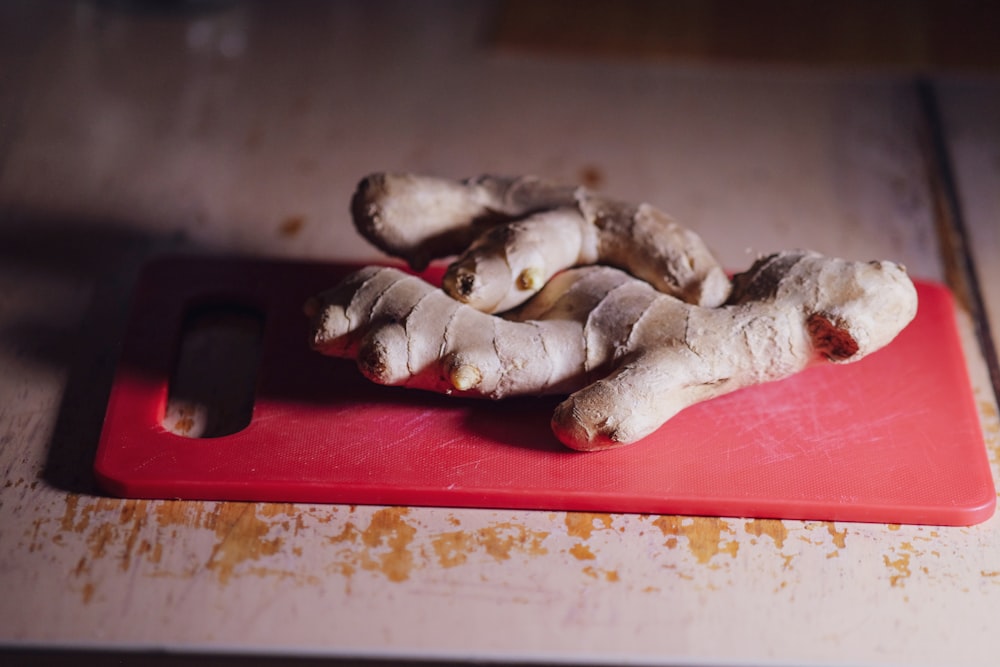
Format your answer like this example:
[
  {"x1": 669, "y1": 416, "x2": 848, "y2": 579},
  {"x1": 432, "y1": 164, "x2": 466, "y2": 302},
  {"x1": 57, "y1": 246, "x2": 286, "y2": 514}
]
[{"x1": 2, "y1": 2, "x2": 999, "y2": 665}]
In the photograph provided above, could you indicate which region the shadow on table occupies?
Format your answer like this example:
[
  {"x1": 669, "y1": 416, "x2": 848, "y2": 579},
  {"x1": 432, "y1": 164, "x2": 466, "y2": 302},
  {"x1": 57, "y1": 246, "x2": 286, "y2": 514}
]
[{"x1": 0, "y1": 212, "x2": 201, "y2": 494}]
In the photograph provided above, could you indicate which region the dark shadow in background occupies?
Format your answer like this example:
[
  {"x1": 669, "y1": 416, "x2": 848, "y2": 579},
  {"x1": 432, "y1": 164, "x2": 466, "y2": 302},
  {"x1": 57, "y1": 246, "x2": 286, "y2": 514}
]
[{"x1": 0, "y1": 213, "x2": 200, "y2": 494}]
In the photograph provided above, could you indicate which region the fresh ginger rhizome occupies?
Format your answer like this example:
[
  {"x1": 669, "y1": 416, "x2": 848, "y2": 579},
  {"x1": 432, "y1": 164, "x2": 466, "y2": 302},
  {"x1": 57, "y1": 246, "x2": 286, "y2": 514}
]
[{"x1": 307, "y1": 173, "x2": 917, "y2": 451}]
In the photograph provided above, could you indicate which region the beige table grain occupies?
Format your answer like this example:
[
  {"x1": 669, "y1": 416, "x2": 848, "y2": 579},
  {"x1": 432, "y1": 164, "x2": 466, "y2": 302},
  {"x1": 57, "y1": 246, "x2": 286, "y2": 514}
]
[{"x1": 1, "y1": 2, "x2": 998, "y2": 665}]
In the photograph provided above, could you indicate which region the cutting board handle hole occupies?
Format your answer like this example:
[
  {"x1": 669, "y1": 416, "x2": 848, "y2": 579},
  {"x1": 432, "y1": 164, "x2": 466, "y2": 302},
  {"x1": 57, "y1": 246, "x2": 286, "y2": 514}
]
[{"x1": 162, "y1": 302, "x2": 264, "y2": 438}]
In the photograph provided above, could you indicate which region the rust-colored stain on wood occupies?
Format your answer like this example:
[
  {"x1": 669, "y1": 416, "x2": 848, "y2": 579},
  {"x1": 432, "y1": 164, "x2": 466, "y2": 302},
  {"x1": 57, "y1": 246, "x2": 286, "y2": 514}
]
[
  {"x1": 358, "y1": 507, "x2": 417, "y2": 582},
  {"x1": 884, "y1": 552, "x2": 912, "y2": 588},
  {"x1": 652, "y1": 516, "x2": 739, "y2": 564},
  {"x1": 324, "y1": 507, "x2": 418, "y2": 582},
  {"x1": 744, "y1": 518, "x2": 788, "y2": 550},
  {"x1": 206, "y1": 503, "x2": 285, "y2": 584},
  {"x1": 565, "y1": 512, "x2": 614, "y2": 540},
  {"x1": 582, "y1": 565, "x2": 619, "y2": 582},
  {"x1": 825, "y1": 522, "x2": 848, "y2": 549},
  {"x1": 427, "y1": 522, "x2": 551, "y2": 569},
  {"x1": 431, "y1": 530, "x2": 476, "y2": 568},
  {"x1": 329, "y1": 510, "x2": 549, "y2": 580},
  {"x1": 49, "y1": 498, "x2": 312, "y2": 600},
  {"x1": 278, "y1": 215, "x2": 306, "y2": 238},
  {"x1": 477, "y1": 522, "x2": 550, "y2": 562},
  {"x1": 577, "y1": 164, "x2": 605, "y2": 190},
  {"x1": 36, "y1": 482, "x2": 981, "y2": 606}
]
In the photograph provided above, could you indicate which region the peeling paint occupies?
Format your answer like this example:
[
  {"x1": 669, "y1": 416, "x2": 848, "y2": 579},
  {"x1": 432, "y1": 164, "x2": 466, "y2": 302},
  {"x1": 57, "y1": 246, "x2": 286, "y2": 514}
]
[
  {"x1": 53, "y1": 495, "x2": 562, "y2": 599},
  {"x1": 37, "y1": 483, "x2": 990, "y2": 612},
  {"x1": 825, "y1": 522, "x2": 847, "y2": 549},
  {"x1": 884, "y1": 552, "x2": 912, "y2": 587},
  {"x1": 431, "y1": 530, "x2": 476, "y2": 568},
  {"x1": 477, "y1": 522, "x2": 549, "y2": 562},
  {"x1": 53, "y1": 498, "x2": 321, "y2": 600},
  {"x1": 430, "y1": 521, "x2": 549, "y2": 567},
  {"x1": 357, "y1": 507, "x2": 416, "y2": 582},
  {"x1": 325, "y1": 507, "x2": 417, "y2": 582},
  {"x1": 564, "y1": 512, "x2": 613, "y2": 540},
  {"x1": 582, "y1": 566, "x2": 619, "y2": 582},
  {"x1": 328, "y1": 510, "x2": 548, "y2": 581},
  {"x1": 652, "y1": 516, "x2": 739, "y2": 564},
  {"x1": 206, "y1": 503, "x2": 285, "y2": 584},
  {"x1": 744, "y1": 518, "x2": 787, "y2": 549}
]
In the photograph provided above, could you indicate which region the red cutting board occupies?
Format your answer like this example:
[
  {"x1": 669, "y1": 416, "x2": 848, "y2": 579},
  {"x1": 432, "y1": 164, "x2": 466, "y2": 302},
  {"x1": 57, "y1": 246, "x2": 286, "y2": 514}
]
[{"x1": 94, "y1": 256, "x2": 996, "y2": 526}]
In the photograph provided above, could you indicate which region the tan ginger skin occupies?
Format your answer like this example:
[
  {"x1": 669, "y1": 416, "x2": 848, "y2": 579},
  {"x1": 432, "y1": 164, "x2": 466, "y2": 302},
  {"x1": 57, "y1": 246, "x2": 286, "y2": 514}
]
[
  {"x1": 351, "y1": 172, "x2": 732, "y2": 312},
  {"x1": 308, "y1": 248, "x2": 918, "y2": 452}
]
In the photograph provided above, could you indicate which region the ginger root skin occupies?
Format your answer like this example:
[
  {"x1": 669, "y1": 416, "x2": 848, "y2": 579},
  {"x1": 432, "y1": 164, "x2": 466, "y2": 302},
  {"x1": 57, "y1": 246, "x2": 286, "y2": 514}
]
[
  {"x1": 350, "y1": 172, "x2": 730, "y2": 312},
  {"x1": 308, "y1": 250, "x2": 918, "y2": 451}
]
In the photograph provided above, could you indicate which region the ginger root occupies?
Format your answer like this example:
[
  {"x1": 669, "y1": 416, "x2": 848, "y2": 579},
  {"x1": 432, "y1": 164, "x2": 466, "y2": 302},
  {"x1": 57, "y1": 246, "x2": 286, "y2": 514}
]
[
  {"x1": 351, "y1": 172, "x2": 731, "y2": 312},
  {"x1": 308, "y1": 251, "x2": 918, "y2": 451}
]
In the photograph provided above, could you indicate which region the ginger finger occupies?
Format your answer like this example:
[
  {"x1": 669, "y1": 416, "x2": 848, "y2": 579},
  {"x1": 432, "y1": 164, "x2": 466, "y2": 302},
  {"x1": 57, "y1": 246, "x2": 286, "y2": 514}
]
[
  {"x1": 550, "y1": 349, "x2": 709, "y2": 450},
  {"x1": 351, "y1": 172, "x2": 730, "y2": 310},
  {"x1": 442, "y1": 208, "x2": 597, "y2": 313},
  {"x1": 580, "y1": 195, "x2": 731, "y2": 308},
  {"x1": 351, "y1": 173, "x2": 577, "y2": 271}
]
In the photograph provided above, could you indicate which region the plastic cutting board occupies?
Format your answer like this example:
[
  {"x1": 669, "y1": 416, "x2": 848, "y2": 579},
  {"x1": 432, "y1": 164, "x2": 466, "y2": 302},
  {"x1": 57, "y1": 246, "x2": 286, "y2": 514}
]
[{"x1": 94, "y1": 256, "x2": 996, "y2": 525}]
